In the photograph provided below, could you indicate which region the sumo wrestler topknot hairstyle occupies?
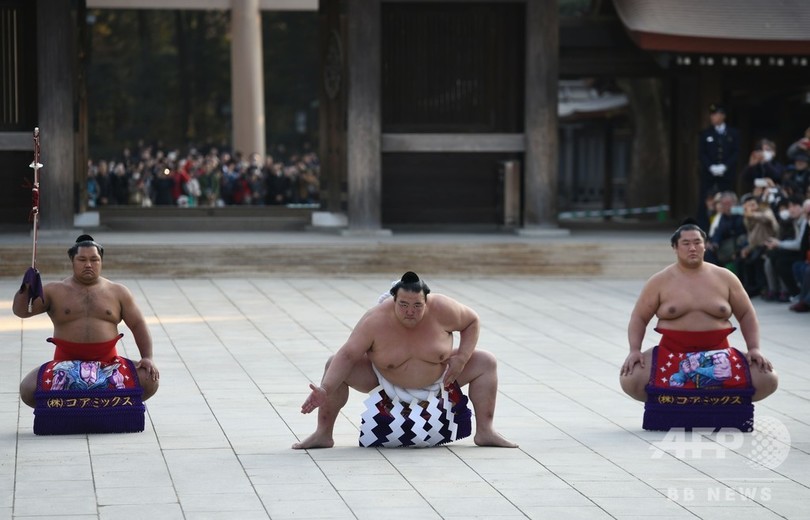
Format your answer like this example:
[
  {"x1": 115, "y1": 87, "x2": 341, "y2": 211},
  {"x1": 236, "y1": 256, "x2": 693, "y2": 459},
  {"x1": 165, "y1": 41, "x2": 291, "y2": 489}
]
[
  {"x1": 68, "y1": 234, "x2": 104, "y2": 260},
  {"x1": 389, "y1": 271, "x2": 431, "y2": 300}
]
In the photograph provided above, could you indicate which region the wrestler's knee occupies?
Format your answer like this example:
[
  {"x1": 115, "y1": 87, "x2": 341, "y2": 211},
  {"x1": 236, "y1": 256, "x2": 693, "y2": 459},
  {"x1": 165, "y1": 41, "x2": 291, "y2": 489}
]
[
  {"x1": 752, "y1": 369, "x2": 778, "y2": 402},
  {"x1": 142, "y1": 379, "x2": 159, "y2": 401},
  {"x1": 19, "y1": 369, "x2": 38, "y2": 408},
  {"x1": 619, "y1": 372, "x2": 648, "y2": 402},
  {"x1": 19, "y1": 385, "x2": 36, "y2": 408},
  {"x1": 470, "y1": 349, "x2": 497, "y2": 371},
  {"x1": 458, "y1": 350, "x2": 497, "y2": 387},
  {"x1": 138, "y1": 368, "x2": 159, "y2": 401}
]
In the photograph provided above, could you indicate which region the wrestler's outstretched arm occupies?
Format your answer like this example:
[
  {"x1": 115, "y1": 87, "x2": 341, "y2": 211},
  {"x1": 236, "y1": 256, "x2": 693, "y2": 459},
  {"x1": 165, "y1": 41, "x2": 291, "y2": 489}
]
[
  {"x1": 299, "y1": 384, "x2": 328, "y2": 414},
  {"x1": 300, "y1": 312, "x2": 375, "y2": 414}
]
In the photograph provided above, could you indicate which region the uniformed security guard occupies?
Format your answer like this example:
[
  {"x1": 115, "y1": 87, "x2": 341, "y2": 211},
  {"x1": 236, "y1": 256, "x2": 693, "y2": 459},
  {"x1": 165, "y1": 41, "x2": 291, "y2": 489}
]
[{"x1": 697, "y1": 103, "x2": 740, "y2": 230}]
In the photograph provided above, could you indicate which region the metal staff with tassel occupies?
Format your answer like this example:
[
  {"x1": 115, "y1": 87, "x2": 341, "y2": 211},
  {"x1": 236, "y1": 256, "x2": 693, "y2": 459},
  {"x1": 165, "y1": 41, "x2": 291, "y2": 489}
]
[
  {"x1": 23, "y1": 127, "x2": 44, "y2": 312},
  {"x1": 30, "y1": 128, "x2": 42, "y2": 267}
]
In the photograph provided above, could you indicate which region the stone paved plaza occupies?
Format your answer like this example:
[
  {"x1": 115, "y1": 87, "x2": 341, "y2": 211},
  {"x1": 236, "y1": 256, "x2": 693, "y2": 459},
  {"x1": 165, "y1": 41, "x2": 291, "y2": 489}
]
[{"x1": 1, "y1": 231, "x2": 808, "y2": 519}]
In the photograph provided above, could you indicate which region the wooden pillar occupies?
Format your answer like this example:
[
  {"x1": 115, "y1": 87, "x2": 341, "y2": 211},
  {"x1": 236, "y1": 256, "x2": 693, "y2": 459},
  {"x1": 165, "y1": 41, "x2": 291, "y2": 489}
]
[
  {"x1": 522, "y1": 0, "x2": 562, "y2": 232},
  {"x1": 37, "y1": 0, "x2": 75, "y2": 231},
  {"x1": 76, "y1": 0, "x2": 90, "y2": 214},
  {"x1": 318, "y1": 0, "x2": 347, "y2": 214},
  {"x1": 231, "y1": 0, "x2": 266, "y2": 158},
  {"x1": 345, "y1": 0, "x2": 384, "y2": 232},
  {"x1": 672, "y1": 74, "x2": 700, "y2": 221}
]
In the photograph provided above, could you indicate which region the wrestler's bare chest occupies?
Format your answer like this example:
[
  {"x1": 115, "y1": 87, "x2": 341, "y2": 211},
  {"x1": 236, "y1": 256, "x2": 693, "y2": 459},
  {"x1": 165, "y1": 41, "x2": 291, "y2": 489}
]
[
  {"x1": 48, "y1": 284, "x2": 122, "y2": 327},
  {"x1": 656, "y1": 273, "x2": 732, "y2": 322},
  {"x1": 370, "y1": 324, "x2": 453, "y2": 370}
]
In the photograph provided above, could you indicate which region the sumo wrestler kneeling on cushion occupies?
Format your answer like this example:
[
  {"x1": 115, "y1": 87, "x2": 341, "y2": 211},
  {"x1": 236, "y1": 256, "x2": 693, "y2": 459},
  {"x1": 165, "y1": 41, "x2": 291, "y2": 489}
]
[
  {"x1": 620, "y1": 222, "x2": 778, "y2": 431},
  {"x1": 13, "y1": 235, "x2": 159, "y2": 434}
]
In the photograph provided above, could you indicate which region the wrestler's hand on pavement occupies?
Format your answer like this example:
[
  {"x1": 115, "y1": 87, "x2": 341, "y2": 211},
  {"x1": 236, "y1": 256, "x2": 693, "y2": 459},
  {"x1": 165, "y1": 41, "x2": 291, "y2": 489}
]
[
  {"x1": 300, "y1": 383, "x2": 327, "y2": 414},
  {"x1": 746, "y1": 349, "x2": 774, "y2": 373},
  {"x1": 620, "y1": 351, "x2": 644, "y2": 376},
  {"x1": 137, "y1": 358, "x2": 160, "y2": 381}
]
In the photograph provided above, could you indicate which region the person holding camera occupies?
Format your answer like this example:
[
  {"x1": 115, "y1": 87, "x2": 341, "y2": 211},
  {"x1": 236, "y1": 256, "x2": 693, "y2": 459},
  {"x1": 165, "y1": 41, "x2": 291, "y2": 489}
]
[
  {"x1": 739, "y1": 193, "x2": 780, "y2": 297},
  {"x1": 742, "y1": 138, "x2": 785, "y2": 194}
]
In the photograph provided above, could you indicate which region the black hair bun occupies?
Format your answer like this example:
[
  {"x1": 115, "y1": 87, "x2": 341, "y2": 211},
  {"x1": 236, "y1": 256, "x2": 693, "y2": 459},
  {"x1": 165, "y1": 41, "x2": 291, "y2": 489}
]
[{"x1": 401, "y1": 271, "x2": 420, "y2": 283}]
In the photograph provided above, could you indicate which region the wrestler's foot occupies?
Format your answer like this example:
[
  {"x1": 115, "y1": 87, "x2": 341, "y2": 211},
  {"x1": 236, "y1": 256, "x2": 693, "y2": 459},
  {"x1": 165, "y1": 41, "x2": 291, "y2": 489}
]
[
  {"x1": 474, "y1": 430, "x2": 519, "y2": 448},
  {"x1": 291, "y1": 431, "x2": 335, "y2": 450}
]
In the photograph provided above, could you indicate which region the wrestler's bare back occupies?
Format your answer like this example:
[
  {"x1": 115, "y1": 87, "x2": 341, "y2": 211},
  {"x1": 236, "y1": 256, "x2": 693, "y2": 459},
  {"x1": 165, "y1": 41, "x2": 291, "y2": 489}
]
[
  {"x1": 44, "y1": 277, "x2": 126, "y2": 343},
  {"x1": 364, "y1": 295, "x2": 457, "y2": 389}
]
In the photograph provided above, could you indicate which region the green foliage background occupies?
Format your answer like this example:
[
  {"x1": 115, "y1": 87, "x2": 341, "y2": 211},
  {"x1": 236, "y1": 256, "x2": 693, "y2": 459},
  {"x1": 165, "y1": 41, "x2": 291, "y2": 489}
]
[{"x1": 87, "y1": 9, "x2": 318, "y2": 159}]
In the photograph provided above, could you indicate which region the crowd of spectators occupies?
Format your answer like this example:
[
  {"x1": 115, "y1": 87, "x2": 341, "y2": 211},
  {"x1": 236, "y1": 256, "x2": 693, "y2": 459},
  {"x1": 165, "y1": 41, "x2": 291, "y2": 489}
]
[
  {"x1": 703, "y1": 129, "x2": 810, "y2": 314},
  {"x1": 86, "y1": 141, "x2": 320, "y2": 209}
]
